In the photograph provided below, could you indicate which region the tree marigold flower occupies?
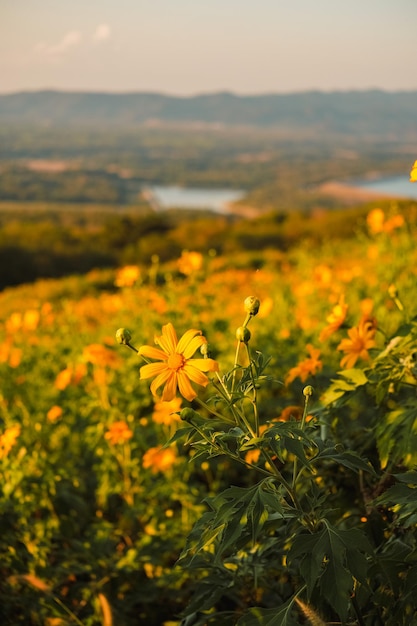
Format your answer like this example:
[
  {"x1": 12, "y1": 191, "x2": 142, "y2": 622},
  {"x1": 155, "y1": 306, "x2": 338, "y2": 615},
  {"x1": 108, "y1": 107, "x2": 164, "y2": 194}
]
[
  {"x1": 337, "y1": 318, "x2": 377, "y2": 369},
  {"x1": 319, "y1": 294, "x2": 348, "y2": 341},
  {"x1": 177, "y1": 251, "x2": 204, "y2": 275},
  {"x1": 139, "y1": 323, "x2": 219, "y2": 402},
  {"x1": 285, "y1": 344, "x2": 322, "y2": 385},
  {"x1": 152, "y1": 398, "x2": 182, "y2": 425},
  {"x1": 410, "y1": 159, "x2": 417, "y2": 182},
  {"x1": 142, "y1": 445, "x2": 176, "y2": 473},
  {"x1": 105, "y1": 420, "x2": 133, "y2": 445},
  {"x1": 0, "y1": 425, "x2": 21, "y2": 459}
]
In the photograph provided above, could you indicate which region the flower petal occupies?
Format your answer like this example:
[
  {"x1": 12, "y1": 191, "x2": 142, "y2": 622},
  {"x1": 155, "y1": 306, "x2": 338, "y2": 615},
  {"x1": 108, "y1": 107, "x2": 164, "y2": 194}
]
[
  {"x1": 177, "y1": 370, "x2": 197, "y2": 401},
  {"x1": 183, "y1": 363, "x2": 210, "y2": 387},
  {"x1": 139, "y1": 345, "x2": 168, "y2": 361},
  {"x1": 181, "y1": 334, "x2": 207, "y2": 359},
  {"x1": 187, "y1": 358, "x2": 219, "y2": 373},
  {"x1": 155, "y1": 323, "x2": 178, "y2": 355},
  {"x1": 161, "y1": 371, "x2": 178, "y2": 402},
  {"x1": 140, "y1": 362, "x2": 168, "y2": 380},
  {"x1": 150, "y1": 369, "x2": 172, "y2": 397},
  {"x1": 177, "y1": 329, "x2": 204, "y2": 357}
]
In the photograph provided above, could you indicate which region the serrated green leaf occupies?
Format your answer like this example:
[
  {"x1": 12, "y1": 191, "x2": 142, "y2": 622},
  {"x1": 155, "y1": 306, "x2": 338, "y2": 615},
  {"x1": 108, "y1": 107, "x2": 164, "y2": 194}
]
[
  {"x1": 237, "y1": 596, "x2": 298, "y2": 626},
  {"x1": 311, "y1": 446, "x2": 375, "y2": 474}
]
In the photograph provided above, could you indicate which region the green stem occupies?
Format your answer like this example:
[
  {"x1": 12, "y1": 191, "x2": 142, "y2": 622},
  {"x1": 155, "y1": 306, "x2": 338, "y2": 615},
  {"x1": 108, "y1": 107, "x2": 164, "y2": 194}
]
[{"x1": 245, "y1": 342, "x2": 259, "y2": 436}]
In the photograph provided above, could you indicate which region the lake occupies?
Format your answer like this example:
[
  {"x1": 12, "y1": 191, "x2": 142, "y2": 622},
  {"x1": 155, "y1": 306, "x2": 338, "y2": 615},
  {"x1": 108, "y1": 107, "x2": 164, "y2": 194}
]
[
  {"x1": 144, "y1": 185, "x2": 245, "y2": 213},
  {"x1": 355, "y1": 175, "x2": 417, "y2": 199}
]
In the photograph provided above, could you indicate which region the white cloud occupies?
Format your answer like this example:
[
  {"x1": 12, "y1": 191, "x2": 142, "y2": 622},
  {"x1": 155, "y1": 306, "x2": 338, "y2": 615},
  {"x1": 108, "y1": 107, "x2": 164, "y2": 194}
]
[
  {"x1": 34, "y1": 30, "x2": 82, "y2": 57},
  {"x1": 93, "y1": 24, "x2": 111, "y2": 43}
]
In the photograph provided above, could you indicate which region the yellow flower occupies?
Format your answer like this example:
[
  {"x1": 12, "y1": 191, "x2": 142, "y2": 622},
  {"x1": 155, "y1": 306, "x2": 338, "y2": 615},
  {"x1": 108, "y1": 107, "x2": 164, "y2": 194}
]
[
  {"x1": 285, "y1": 344, "x2": 322, "y2": 385},
  {"x1": 142, "y1": 445, "x2": 177, "y2": 473},
  {"x1": 319, "y1": 294, "x2": 348, "y2": 341},
  {"x1": 139, "y1": 323, "x2": 219, "y2": 402},
  {"x1": 337, "y1": 318, "x2": 377, "y2": 369},
  {"x1": 0, "y1": 425, "x2": 21, "y2": 459},
  {"x1": 366, "y1": 208, "x2": 385, "y2": 234},
  {"x1": 47, "y1": 405, "x2": 63, "y2": 422},
  {"x1": 177, "y1": 251, "x2": 203, "y2": 275},
  {"x1": 105, "y1": 420, "x2": 133, "y2": 445},
  {"x1": 410, "y1": 159, "x2": 417, "y2": 182},
  {"x1": 114, "y1": 265, "x2": 141, "y2": 287},
  {"x1": 152, "y1": 398, "x2": 182, "y2": 425}
]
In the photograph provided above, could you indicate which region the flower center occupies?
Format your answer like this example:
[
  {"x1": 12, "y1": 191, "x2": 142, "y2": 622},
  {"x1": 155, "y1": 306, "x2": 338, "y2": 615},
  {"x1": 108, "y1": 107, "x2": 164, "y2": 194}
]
[{"x1": 167, "y1": 353, "x2": 185, "y2": 371}]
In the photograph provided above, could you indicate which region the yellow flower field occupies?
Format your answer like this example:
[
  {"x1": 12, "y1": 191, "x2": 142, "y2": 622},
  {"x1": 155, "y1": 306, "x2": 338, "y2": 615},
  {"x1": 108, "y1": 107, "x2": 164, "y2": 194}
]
[{"x1": 1, "y1": 201, "x2": 417, "y2": 625}]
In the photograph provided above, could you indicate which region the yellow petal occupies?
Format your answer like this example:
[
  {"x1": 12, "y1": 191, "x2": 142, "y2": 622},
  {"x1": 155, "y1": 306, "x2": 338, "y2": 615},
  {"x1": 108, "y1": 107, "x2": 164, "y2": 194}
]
[
  {"x1": 155, "y1": 323, "x2": 178, "y2": 354},
  {"x1": 187, "y1": 358, "x2": 219, "y2": 373},
  {"x1": 177, "y1": 371, "x2": 197, "y2": 401},
  {"x1": 177, "y1": 329, "x2": 204, "y2": 358},
  {"x1": 410, "y1": 160, "x2": 417, "y2": 182},
  {"x1": 140, "y1": 362, "x2": 168, "y2": 380},
  {"x1": 183, "y1": 364, "x2": 210, "y2": 387},
  {"x1": 150, "y1": 369, "x2": 172, "y2": 397},
  {"x1": 161, "y1": 372, "x2": 178, "y2": 401},
  {"x1": 139, "y1": 345, "x2": 168, "y2": 361}
]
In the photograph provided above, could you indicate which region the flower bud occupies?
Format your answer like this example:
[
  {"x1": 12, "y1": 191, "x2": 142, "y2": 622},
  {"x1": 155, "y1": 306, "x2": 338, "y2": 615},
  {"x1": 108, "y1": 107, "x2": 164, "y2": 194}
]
[
  {"x1": 303, "y1": 385, "x2": 314, "y2": 398},
  {"x1": 116, "y1": 328, "x2": 132, "y2": 345},
  {"x1": 244, "y1": 296, "x2": 260, "y2": 316},
  {"x1": 200, "y1": 342, "x2": 209, "y2": 357},
  {"x1": 236, "y1": 326, "x2": 251, "y2": 343},
  {"x1": 180, "y1": 407, "x2": 203, "y2": 423}
]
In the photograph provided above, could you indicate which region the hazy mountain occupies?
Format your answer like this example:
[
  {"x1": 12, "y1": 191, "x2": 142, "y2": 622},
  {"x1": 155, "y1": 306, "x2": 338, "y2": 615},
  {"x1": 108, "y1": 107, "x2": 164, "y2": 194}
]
[{"x1": 0, "y1": 89, "x2": 416, "y2": 136}]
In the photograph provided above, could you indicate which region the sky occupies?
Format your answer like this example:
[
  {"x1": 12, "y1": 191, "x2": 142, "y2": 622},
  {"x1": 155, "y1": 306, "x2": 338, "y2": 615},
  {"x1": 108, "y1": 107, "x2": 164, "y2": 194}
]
[{"x1": 1, "y1": 0, "x2": 417, "y2": 96}]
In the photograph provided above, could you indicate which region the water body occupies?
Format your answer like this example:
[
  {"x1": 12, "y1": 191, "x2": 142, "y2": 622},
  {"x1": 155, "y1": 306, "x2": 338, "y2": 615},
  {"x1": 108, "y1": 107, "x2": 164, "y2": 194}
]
[
  {"x1": 355, "y1": 175, "x2": 417, "y2": 200},
  {"x1": 145, "y1": 185, "x2": 244, "y2": 213}
]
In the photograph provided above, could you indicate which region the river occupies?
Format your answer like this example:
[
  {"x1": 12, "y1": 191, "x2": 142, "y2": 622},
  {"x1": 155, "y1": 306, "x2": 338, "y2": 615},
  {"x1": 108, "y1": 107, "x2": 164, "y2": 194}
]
[
  {"x1": 143, "y1": 185, "x2": 244, "y2": 213},
  {"x1": 354, "y1": 175, "x2": 417, "y2": 199}
]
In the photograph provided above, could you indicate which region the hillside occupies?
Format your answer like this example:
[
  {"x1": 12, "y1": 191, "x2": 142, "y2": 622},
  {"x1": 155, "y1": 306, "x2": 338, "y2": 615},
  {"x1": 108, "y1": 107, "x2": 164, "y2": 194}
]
[{"x1": 1, "y1": 89, "x2": 417, "y2": 136}]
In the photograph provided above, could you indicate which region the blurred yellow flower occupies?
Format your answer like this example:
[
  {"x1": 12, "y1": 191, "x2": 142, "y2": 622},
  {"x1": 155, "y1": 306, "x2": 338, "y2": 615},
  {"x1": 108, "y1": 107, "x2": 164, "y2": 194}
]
[
  {"x1": 366, "y1": 208, "x2": 405, "y2": 234},
  {"x1": 105, "y1": 420, "x2": 133, "y2": 445},
  {"x1": 177, "y1": 250, "x2": 203, "y2": 275},
  {"x1": 410, "y1": 159, "x2": 417, "y2": 182},
  {"x1": 139, "y1": 323, "x2": 219, "y2": 402},
  {"x1": 366, "y1": 208, "x2": 385, "y2": 234},
  {"x1": 114, "y1": 265, "x2": 141, "y2": 287},
  {"x1": 152, "y1": 398, "x2": 182, "y2": 425},
  {"x1": 383, "y1": 214, "x2": 405, "y2": 233},
  {"x1": 245, "y1": 449, "x2": 261, "y2": 465},
  {"x1": 319, "y1": 294, "x2": 348, "y2": 341},
  {"x1": 47, "y1": 405, "x2": 63, "y2": 422},
  {"x1": 23, "y1": 309, "x2": 40, "y2": 331},
  {"x1": 83, "y1": 344, "x2": 121, "y2": 368},
  {"x1": 54, "y1": 363, "x2": 87, "y2": 390},
  {"x1": 285, "y1": 344, "x2": 322, "y2": 385},
  {"x1": 337, "y1": 318, "x2": 377, "y2": 369},
  {"x1": 142, "y1": 445, "x2": 176, "y2": 473},
  {"x1": 0, "y1": 425, "x2": 21, "y2": 459}
]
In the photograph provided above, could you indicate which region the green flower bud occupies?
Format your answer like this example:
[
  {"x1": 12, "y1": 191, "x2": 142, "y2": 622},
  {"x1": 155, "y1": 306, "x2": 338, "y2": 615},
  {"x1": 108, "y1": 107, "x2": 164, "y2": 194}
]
[
  {"x1": 116, "y1": 328, "x2": 132, "y2": 345},
  {"x1": 236, "y1": 326, "x2": 251, "y2": 343},
  {"x1": 303, "y1": 385, "x2": 314, "y2": 398},
  {"x1": 200, "y1": 342, "x2": 209, "y2": 357},
  {"x1": 244, "y1": 296, "x2": 260, "y2": 316},
  {"x1": 180, "y1": 407, "x2": 203, "y2": 423}
]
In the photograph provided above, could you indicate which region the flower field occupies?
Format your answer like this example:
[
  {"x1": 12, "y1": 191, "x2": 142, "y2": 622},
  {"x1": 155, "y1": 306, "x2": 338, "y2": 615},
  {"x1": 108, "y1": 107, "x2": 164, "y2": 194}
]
[{"x1": 1, "y1": 201, "x2": 417, "y2": 625}]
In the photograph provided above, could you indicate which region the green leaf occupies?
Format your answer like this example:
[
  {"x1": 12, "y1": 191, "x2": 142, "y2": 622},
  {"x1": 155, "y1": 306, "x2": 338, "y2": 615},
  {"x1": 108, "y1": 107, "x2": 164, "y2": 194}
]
[
  {"x1": 311, "y1": 445, "x2": 376, "y2": 474},
  {"x1": 288, "y1": 522, "x2": 372, "y2": 621},
  {"x1": 375, "y1": 470, "x2": 417, "y2": 527},
  {"x1": 237, "y1": 596, "x2": 299, "y2": 626},
  {"x1": 321, "y1": 368, "x2": 368, "y2": 406}
]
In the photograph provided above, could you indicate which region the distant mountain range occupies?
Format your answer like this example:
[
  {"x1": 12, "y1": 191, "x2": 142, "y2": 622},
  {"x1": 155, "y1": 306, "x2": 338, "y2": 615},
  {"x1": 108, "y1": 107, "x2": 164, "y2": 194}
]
[{"x1": 0, "y1": 89, "x2": 417, "y2": 136}]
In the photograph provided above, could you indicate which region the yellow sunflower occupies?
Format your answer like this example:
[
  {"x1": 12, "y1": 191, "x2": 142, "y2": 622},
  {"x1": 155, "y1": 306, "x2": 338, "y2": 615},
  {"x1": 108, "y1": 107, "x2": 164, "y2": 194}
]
[{"x1": 139, "y1": 323, "x2": 218, "y2": 402}]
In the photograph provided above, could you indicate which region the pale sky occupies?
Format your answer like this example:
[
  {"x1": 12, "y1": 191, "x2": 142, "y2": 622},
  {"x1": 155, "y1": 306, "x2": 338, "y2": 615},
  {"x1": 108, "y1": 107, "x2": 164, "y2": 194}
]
[{"x1": 1, "y1": 0, "x2": 416, "y2": 95}]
